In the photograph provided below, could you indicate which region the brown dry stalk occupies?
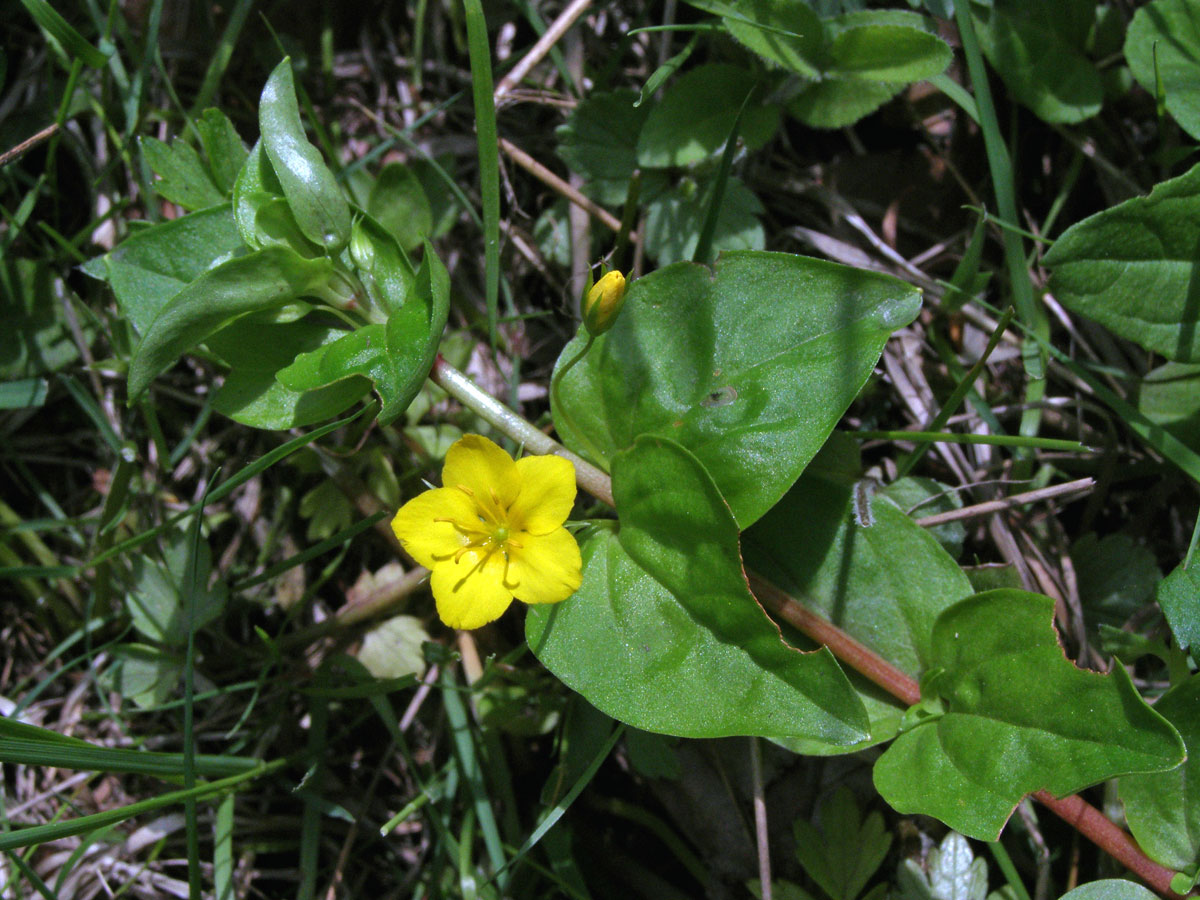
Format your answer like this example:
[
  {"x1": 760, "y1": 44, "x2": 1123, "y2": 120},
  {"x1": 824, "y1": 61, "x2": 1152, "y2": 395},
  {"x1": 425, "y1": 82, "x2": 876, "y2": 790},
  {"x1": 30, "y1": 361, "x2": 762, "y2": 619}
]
[
  {"x1": 913, "y1": 477, "x2": 1096, "y2": 527},
  {"x1": 493, "y1": 0, "x2": 593, "y2": 101},
  {"x1": 499, "y1": 136, "x2": 628, "y2": 235}
]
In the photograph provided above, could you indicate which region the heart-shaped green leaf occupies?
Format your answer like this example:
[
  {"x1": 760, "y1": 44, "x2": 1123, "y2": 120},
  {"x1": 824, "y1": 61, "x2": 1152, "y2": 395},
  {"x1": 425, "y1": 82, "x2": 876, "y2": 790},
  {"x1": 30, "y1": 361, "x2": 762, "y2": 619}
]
[
  {"x1": 873, "y1": 590, "x2": 1185, "y2": 840},
  {"x1": 552, "y1": 251, "x2": 921, "y2": 528},
  {"x1": 527, "y1": 435, "x2": 869, "y2": 743}
]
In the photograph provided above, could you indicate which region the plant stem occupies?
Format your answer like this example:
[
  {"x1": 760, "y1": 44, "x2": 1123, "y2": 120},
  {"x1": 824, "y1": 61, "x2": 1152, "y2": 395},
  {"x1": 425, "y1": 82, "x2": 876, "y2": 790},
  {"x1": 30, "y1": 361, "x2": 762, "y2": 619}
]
[
  {"x1": 548, "y1": 334, "x2": 615, "y2": 472},
  {"x1": 430, "y1": 357, "x2": 613, "y2": 507}
]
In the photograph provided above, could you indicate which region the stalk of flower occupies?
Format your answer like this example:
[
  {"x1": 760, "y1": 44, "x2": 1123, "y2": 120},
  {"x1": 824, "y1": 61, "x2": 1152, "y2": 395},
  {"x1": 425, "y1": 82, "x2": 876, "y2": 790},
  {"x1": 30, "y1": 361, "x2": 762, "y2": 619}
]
[
  {"x1": 547, "y1": 269, "x2": 627, "y2": 470},
  {"x1": 391, "y1": 434, "x2": 583, "y2": 629}
]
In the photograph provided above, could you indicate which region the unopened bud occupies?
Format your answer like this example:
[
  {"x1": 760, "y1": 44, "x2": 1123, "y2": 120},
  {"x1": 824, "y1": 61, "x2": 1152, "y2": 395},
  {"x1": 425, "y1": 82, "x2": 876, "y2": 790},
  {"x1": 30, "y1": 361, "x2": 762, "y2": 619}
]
[{"x1": 582, "y1": 270, "x2": 627, "y2": 335}]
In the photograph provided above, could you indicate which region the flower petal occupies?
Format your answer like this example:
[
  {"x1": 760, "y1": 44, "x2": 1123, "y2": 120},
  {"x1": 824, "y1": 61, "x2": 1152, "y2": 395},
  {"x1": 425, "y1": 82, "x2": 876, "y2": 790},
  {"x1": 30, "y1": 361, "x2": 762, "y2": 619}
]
[
  {"x1": 390, "y1": 487, "x2": 476, "y2": 569},
  {"x1": 430, "y1": 551, "x2": 514, "y2": 629},
  {"x1": 510, "y1": 455, "x2": 577, "y2": 534},
  {"x1": 442, "y1": 434, "x2": 520, "y2": 519},
  {"x1": 507, "y1": 527, "x2": 583, "y2": 605}
]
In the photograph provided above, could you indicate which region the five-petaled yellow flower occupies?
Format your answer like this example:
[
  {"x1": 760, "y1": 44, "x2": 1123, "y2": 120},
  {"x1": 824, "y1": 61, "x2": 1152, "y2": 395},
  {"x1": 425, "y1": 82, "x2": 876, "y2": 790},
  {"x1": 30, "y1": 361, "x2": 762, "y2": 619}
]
[{"x1": 391, "y1": 434, "x2": 583, "y2": 629}]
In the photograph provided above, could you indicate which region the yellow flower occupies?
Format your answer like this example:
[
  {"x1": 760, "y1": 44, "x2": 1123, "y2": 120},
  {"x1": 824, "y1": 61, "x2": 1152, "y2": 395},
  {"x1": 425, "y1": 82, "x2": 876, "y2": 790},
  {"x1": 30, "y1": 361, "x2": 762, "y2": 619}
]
[
  {"x1": 582, "y1": 269, "x2": 626, "y2": 335},
  {"x1": 391, "y1": 434, "x2": 583, "y2": 629}
]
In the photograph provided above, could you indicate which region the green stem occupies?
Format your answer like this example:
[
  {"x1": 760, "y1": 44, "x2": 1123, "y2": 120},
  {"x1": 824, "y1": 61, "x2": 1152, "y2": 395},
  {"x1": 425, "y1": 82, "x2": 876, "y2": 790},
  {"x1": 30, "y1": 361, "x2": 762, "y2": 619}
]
[
  {"x1": 430, "y1": 358, "x2": 614, "y2": 507},
  {"x1": 548, "y1": 335, "x2": 612, "y2": 473}
]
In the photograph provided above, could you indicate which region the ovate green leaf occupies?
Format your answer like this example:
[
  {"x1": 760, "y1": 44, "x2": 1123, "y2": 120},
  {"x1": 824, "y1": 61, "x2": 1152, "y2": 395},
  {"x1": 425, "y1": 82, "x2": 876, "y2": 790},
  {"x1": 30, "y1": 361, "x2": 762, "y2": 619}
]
[
  {"x1": 127, "y1": 247, "x2": 335, "y2": 400},
  {"x1": 367, "y1": 163, "x2": 433, "y2": 252},
  {"x1": 1119, "y1": 676, "x2": 1200, "y2": 873},
  {"x1": 206, "y1": 317, "x2": 369, "y2": 429},
  {"x1": 1158, "y1": 561, "x2": 1200, "y2": 652},
  {"x1": 103, "y1": 204, "x2": 245, "y2": 334},
  {"x1": 552, "y1": 251, "x2": 921, "y2": 528},
  {"x1": 260, "y1": 58, "x2": 350, "y2": 252},
  {"x1": 1125, "y1": 0, "x2": 1200, "y2": 141},
  {"x1": 828, "y1": 22, "x2": 951, "y2": 83},
  {"x1": 556, "y1": 90, "x2": 660, "y2": 205},
  {"x1": 744, "y1": 441, "x2": 972, "y2": 753},
  {"x1": 637, "y1": 64, "x2": 779, "y2": 168},
  {"x1": 1043, "y1": 163, "x2": 1200, "y2": 362},
  {"x1": 1137, "y1": 362, "x2": 1200, "y2": 454},
  {"x1": 1057, "y1": 881, "x2": 1162, "y2": 900},
  {"x1": 787, "y1": 79, "x2": 903, "y2": 130},
  {"x1": 974, "y1": 0, "x2": 1103, "y2": 124},
  {"x1": 643, "y1": 174, "x2": 764, "y2": 264}
]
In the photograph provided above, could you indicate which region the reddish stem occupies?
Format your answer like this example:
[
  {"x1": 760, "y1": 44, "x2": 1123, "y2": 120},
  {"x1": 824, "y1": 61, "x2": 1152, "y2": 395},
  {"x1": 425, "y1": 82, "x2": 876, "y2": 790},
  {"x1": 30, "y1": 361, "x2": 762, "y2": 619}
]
[{"x1": 749, "y1": 574, "x2": 1189, "y2": 899}]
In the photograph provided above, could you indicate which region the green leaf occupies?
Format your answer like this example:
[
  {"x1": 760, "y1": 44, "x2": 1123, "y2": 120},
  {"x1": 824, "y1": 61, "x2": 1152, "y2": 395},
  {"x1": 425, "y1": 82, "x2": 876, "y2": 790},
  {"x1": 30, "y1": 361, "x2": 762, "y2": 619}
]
[
  {"x1": 527, "y1": 436, "x2": 870, "y2": 744},
  {"x1": 0, "y1": 378, "x2": 47, "y2": 408},
  {"x1": 367, "y1": 163, "x2": 433, "y2": 252},
  {"x1": 552, "y1": 251, "x2": 922, "y2": 528},
  {"x1": 277, "y1": 246, "x2": 447, "y2": 424},
  {"x1": 141, "y1": 137, "x2": 226, "y2": 211},
  {"x1": 1120, "y1": 676, "x2": 1200, "y2": 873},
  {"x1": 556, "y1": 90, "x2": 663, "y2": 205},
  {"x1": 350, "y1": 214, "x2": 417, "y2": 316},
  {"x1": 1043, "y1": 163, "x2": 1200, "y2": 362},
  {"x1": 644, "y1": 174, "x2": 764, "y2": 264},
  {"x1": 1125, "y1": 0, "x2": 1200, "y2": 141},
  {"x1": 746, "y1": 458, "x2": 973, "y2": 678},
  {"x1": 259, "y1": 58, "x2": 350, "y2": 252},
  {"x1": 18, "y1": 0, "x2": 110, "y2": 68},
  {"x1": 232, "y1": 139, "x2": 287, "y2": 250},
  {"x1": 2, "y1": 258, "x2": 86, "y2": 377},
  {"x1": 828, "y1": 21, "x2": 951, "y2": 83},
  {"x1": 1137, "y1": 362, "x2": 1200, "y2": 454},
  {"x1": 196, "y1": 108, "x2": 249, "y2": 195},
  {"x1": 744, "y1": 440, "x2": 972, "y2": 754},
  {"x1": 104, "y1": 644, "x2": 183, "y2": 710},
  {"x1": 1056, "y1": 881, "x2": 1162, "y2": 900},
  {"x1": 787, "y1": 79, "x2": 904, "y2": 129},
  {"x1": 711, "y1": 0, "x2": 827, "y2": 79},
  {"x1": 973, "y1": 0, "x2": 1103, "y2": 124},
  {"x1": 1158, "y1": 562, "x2": 1200, "y2": 652},
  {"x1": 357, "y1": 615, "x2": 430, "y2": 680},
  {"x1": 1071, "y1": 533, "x2": 1161, "y2": 634},
  {"x1": 896, "y1": 832, "x2": 988, "y2": 900},
  {"x1": 102, "y1": 204, "x2": 245, "y2": 334},
  {"x1": 880, "y1": 476, "x2": 966, "y2": 559},
  {"x1": 126, "y1": 529, "x2": 226, "y2": 646},
  {"x1": 873, "y1": 590, "x2": 1186, "y2": 840},
  {"x1": 127, "y1": 246, "x2": 335, "y2": 400},
  {"x1": 207, "y1": 317, "x2": 370, "y2": 429},
  {"x1": 636, "y1": 64, "x2": 780, "y2": 168},
  {"x1": 253, "y1": 195, "x2": 320, "y2": 254},
  {"x1": 793, "y1": 786, "x2": 892, "y2": 900}
]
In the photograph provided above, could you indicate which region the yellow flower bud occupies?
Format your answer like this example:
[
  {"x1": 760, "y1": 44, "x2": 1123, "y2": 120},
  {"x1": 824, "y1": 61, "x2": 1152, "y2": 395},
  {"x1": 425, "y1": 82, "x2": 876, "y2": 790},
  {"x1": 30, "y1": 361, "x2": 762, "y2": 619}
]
[{"x1": 582, "y1": 270, "x2": 627, "y2": 335}]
